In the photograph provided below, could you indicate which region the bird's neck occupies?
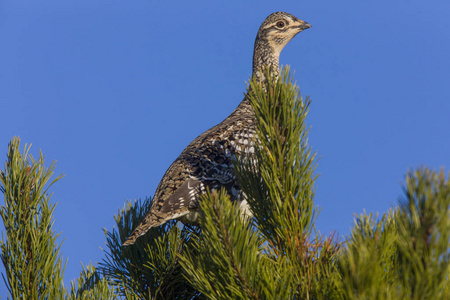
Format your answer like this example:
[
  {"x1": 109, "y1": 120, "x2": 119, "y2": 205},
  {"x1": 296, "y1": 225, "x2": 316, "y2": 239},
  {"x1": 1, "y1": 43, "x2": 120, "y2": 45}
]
[
  {"x1": 252, "y1": 39, "x2": 280, "y2": 83},
  {"x1": 234, "y1": 37, "x2": 280, "y2": 112}
]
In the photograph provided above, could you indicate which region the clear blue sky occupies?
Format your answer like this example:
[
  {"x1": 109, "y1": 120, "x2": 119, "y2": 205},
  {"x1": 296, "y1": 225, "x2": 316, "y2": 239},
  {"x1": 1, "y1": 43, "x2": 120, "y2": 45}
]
[{"x1": 1, "y1": 0, "x2": 449, "y2": 293}]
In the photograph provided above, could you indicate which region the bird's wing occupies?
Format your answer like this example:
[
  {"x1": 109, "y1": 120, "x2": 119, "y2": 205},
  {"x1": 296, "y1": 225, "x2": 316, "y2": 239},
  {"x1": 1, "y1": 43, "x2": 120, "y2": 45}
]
[{"x1": 165, "y1": 177, "x2": 203, "y2": 211}]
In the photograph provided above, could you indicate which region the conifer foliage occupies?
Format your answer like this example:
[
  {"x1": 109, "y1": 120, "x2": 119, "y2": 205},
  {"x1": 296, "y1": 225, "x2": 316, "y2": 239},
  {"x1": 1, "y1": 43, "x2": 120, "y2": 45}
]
[
  {"x1": 337, "y1": 168, "x2": 450, "y2": 299},
  {"x1": 0, "y1": 138, "x2": 117, "y2": 299},
  {"x1": 1, "y1": 69, "x2": 450, "y2": 299},
  {"x1": 99, "y1": 199, "x2": 201, "y2": 299},
  {"x1": 178, "y1": 68, "x2": 341, "y2": 299},
  {"x1": 0, "y1": 138, "x2": 66, "y2": 299}
]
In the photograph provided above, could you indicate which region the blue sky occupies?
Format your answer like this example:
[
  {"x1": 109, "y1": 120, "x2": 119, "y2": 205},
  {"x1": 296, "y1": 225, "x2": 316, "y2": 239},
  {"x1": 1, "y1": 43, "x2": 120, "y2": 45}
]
[{"x1": 1, "y1": 0, "x2": 449, "y2": 293}]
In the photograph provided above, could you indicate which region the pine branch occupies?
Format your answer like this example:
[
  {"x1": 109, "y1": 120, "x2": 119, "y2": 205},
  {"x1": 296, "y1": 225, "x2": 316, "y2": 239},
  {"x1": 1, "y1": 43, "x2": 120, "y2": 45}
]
[
  {"x1": 69, "y1": 264, "x2": 119, "y2": 300},
  {"x1": 338, "y1": 168, "x2": 450, "y2": 299},
  {"x1": 99, "y1": 198, "x2": 201, "y2": 299},
  {"x1": 0, "y1": 137, "x2": 119, "y2": 299},
  {"x1": 236, "y1": 67, "x2": 319, "y2": 248},
  {"x1": 236, "y1": 67, "x2": 341, "y2": 298},
  {"x1": 179, "y1": 188, "x2": 289, "y2": 300},
  {"x1": 0, "y1": 137, "x2": 66, "y2": 299},
  {"x1": 396, "y1": 168, "x2": 450, "y2": 299},
  {"x1": 337, "y1": 210, "x2": 399, "y2": 299}
]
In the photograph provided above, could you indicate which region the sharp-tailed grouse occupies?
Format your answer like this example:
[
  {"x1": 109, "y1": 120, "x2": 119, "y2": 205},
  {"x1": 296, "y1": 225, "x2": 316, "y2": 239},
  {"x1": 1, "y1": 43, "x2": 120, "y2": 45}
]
[{"x1": 123, "y1": 12, "x2": 310, "y2": 245}]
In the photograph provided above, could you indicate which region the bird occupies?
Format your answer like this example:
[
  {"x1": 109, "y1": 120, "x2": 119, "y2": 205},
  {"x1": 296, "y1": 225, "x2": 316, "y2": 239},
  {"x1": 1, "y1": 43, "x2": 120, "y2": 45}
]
[{"x1": 123, "y1": 12, "x2": 311, "y2": 246}]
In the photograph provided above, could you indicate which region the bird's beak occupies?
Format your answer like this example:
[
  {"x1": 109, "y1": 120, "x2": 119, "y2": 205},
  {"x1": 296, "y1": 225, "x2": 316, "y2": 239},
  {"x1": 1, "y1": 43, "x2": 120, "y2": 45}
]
[{"x1": 297, "y1": 21, "x2": 312, "y2": 31}]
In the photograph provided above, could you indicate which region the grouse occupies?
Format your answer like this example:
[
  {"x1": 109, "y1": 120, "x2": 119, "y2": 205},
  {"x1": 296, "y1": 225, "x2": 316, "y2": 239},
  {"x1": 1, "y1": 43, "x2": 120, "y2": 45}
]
[{"x1": 123, "y1": 12, "x2": 311, "y2": 245}]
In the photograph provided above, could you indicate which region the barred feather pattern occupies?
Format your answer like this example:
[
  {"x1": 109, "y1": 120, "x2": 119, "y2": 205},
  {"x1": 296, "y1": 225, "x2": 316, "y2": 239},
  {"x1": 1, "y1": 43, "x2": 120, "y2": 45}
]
[{"x1": 123, "y1": 12, "x2": 310, "y2": 245}]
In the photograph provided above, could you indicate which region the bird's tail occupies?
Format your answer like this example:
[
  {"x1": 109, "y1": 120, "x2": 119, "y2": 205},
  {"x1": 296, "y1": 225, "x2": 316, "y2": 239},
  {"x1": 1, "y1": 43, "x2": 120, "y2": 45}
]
[{"x1": 122, "y1": 214, "x2": 161, "y2": 246}]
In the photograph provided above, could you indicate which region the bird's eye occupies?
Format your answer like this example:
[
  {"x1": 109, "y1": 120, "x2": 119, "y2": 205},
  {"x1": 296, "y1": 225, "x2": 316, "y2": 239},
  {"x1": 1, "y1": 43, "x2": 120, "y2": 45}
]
[{"x1": 276, "y1": 21, "x2": 285, "y2": 28}]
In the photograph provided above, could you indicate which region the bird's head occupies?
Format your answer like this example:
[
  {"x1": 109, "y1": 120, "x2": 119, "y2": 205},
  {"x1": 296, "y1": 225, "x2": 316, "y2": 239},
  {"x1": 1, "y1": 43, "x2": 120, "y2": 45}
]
[
  {"x1": 252, "y1": 12, "x2": 310, "y2": 81},
  {"x1": 256, "y1": 12, "x2": 311, "y2": 56}
]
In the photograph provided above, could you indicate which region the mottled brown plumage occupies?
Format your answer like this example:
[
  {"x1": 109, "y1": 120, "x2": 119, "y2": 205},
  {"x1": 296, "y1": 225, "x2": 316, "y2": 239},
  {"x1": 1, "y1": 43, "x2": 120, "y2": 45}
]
[{"x1": 123, "y1": 12, "x2": 310, "y2": 246}]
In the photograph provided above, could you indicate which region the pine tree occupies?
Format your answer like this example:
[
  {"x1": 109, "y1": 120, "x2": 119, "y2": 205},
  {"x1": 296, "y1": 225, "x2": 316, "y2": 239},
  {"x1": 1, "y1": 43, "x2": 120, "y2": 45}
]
[
  {"x1": 2, "y1": 68, "x2": 449, "y2": 299},
  {"x1": 0, "y1": 138, "x2": 118, "y2": 299},
  {"x1": 336, "y1": 168, "x2": 450, "y2": 299}
]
